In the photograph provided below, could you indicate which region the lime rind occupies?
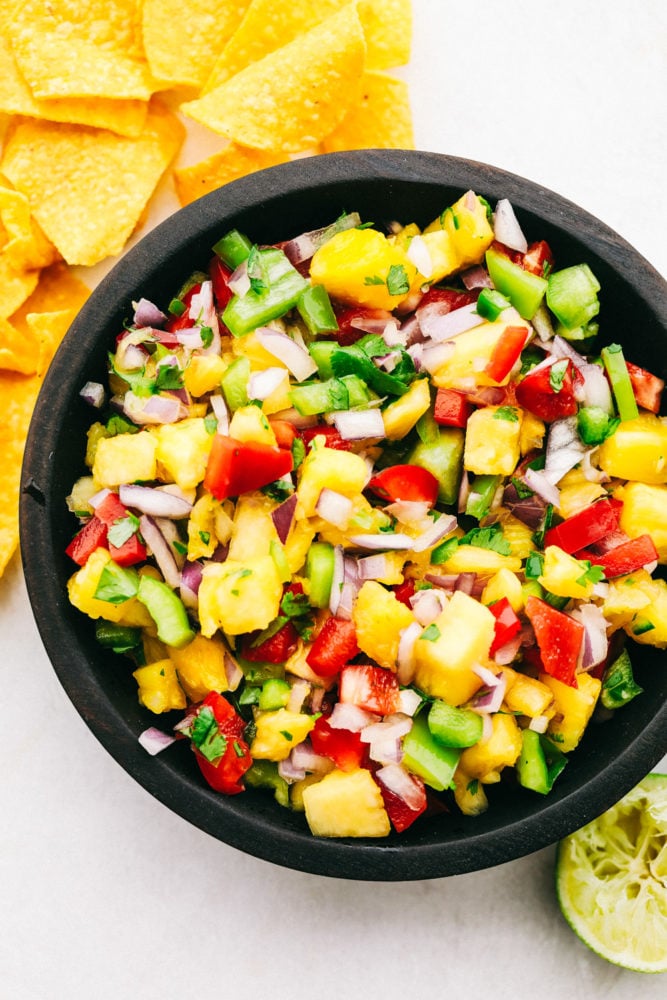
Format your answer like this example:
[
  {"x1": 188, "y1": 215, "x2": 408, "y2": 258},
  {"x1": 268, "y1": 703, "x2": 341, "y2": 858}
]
[{"x1": 556, "y1": 773, "x2": 667, "y2": 974}]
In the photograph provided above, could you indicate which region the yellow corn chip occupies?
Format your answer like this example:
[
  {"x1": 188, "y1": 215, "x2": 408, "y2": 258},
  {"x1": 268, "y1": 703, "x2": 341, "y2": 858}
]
[
  {"x1": 1, "y1": 102, "x2": 184, "y2": 266},
  {"x1": 0, "y1": 368, "x2": 41, "y2": 577},
  {"x1": 321, "y1": 70, "x2": 414, "y2": 152},
  {"x1": 26, "y1": 308, "x2": 81, "y2": 375},
  {"x1": 182, "y1": 4, "x2": 366, "y2": 153},
  {"x1": 11, "y1": 0, "x2": 157, "y2": 101},
  {"x1": 357, "y1": 0, "x2": 413, "y2": 70},
  {"x1": 0, "y1": 183, "x2": 60, "y2": 271},
  {"x1": 0, "y1": 35, "x2": 149, "y2": 137},
  {"x1": 11, "y1": 262, "x2": 90, "y2": 321},
  {"x1": 142, "y1": 0, "x2": 252, "y2": 89},
  {"x1": 175, "y1": 143, "x2": 288, "y2": 206},
  {"x1": 0, "y1": 254, "x2": 40, "y2": 318},
  {"x1": 0, "y1": 314, "x2": 37, "y2": 375}
]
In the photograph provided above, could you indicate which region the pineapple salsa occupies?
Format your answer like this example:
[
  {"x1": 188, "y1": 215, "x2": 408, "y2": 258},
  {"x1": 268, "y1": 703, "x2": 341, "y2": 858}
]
[{"x1": 66, "y1": 190, "x2": 667, "y2": 838}]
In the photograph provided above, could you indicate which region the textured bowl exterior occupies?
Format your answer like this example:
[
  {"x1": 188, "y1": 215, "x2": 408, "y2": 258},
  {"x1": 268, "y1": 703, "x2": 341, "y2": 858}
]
[{"x1": 20, "y1": 150, "x2": 667, "y2": 880}]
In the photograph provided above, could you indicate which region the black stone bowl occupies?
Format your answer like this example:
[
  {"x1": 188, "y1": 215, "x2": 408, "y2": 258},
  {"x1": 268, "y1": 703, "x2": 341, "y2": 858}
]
[{"x1": 20, "y1": 151, "x2": 667, "y2": 880}]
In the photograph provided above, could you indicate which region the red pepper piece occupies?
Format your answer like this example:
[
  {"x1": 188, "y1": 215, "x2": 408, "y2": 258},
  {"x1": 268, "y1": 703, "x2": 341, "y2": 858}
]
[
  {"x1": 418, "y1": 286, "x2": 479, "y2": 311},
  {"x1": 299, "y1": 424, "x2": 353, "y2": 452},
  {"x1": 393, "y1": 578, "x2": 416, "y2": 608},
  {"x1": 524, "y1": 596, "x2": 584, "y2": 688},
  {"x1": 488, "y1": 597, "x2": 522, "y2": 655},
  {"x1": 485, "y1": 325, "x2": 529, "y2": 383},
  {"x1": 433, "y1": 387, "x2": 475, "y2": 427},
  {"x1": 209, "y1": 256, "x2": 233, "y2": 311},
  {"x1": 515, "y1": 358, "x2": 582, "y2": 422},
  {"x1": 65, "y1": 516, "x2": 108, "y2": 565},
  {"x1": 94, "y1": 492, "x2": 148, "y2": 566},
  {"x1": 165, "y1": 281, "x2": 202, "y2": 332},
  {"x1": 625, "y1": 361, "x2": 664, "y2": 414},
  {"x1": 339, "y1": 664, "x2": 400, "y2": 715},
  {"x1": 241, "y1": 621, "x2": 300, "y2": 664},
  {"x1": 310, "y1": 716, "x2": 366, "y2": 771},
  {"x1": 332, "y1": 305, "x2": 394, "y2": 345},
  {"x1": 544, "y1": 497, "x2": 622, "y2": 554},
  {"x1": 306, "y1": 617, "x2": 359, "y2": 677},
  {"x1": 204, "y1": 435, "x2": 294, "y2": 500},
  {"x1": 367, "y1": 464, "x2": 439, "y2": 506},
  {"x1": 577, "y1": 534, "x2": 659, "y2": 578},
  {"x1": 268, "y1": 418, "x2": 298, "y2": 450},
  {"x1": 522, "y1": 240, "x2": 554, "y2": 277},
  {"x1": 375, "y1": 768, "x2": 427, "y2": 833},
  {"x1": 192, "y1": 692, "x2": 252, "y2": 795}
]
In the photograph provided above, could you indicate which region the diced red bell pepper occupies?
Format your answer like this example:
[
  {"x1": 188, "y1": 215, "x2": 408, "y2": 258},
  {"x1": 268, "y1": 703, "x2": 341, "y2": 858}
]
[
  {"x1": 544, "y1": 497, "x2": 622, "y2": 554},
  {"x1": 485, "y1": 325, "x2": 529, "y2": 383},
  {"x1": 515, "y1": 358, "x2": 582, "y2": 422},
  {"x1": 299, "y1": 424, "x2": 353, "y2": 452},
  {"x1": 269, "y1": 419, "x2": 298, "y2": 450},
  {"x1": 165, "y1": 281, "x2": 202, "y2": 332},
  {"x1": 625, "y1": 361, "x2": 664, "y2": 414},
  {"x1": 94, "y1": 491, "x2": 148, "y2": 566},
  {"x1": 367, "y1": 464, "x2": 439, "y2": 506},
  {"x1": 393, "y1": 578, "x2": 416, "y2": 608},
  {"x1": 433, "y1": 387, "x2": 475, "y2": 427},
  {"x1": 306, "y1": 617, "x2": 359, "y2": 677},
  {"x1": 339, "y1": 664, "x2": 400, "y2": 715},
  {"x1": 577, "y1": 533, "x2": 659, "y2": 579},
  {"x1": 240, "y1": 621, "x2": 300, "y2": 664},
  {"x1": 488, "y1": 597, "x2": 522, "y2": 655},
  {"x1": 375, "y1": 768, "x2": 427, "y2": 833},
  {"x1": 204, "y1": 435, "x2": 294, "y2": 500},
  {"x1": 310, "y1": 716, "x2": 366, "y2": 771},
  {"x1": 65, "y1": 516, "x2": 108, "y2": 565},
  {"x1": 522, "y1": 240, "x2": 554, "y2": 277},
  {"x1": 418, "y1": 286, "x2": 479, "y2": 312},
  {"x1": 209, "y1": 255, "x2": 234, "y2": 312},
  {"x1": 191, "y1": 692, "x2": 252, "y2": 795},
  {"x1": 332, "y1": 306, "x2": 393, "y2": 345},
  {"x1": 524, "y1": 596, "x2": 584, "y2": 688}
]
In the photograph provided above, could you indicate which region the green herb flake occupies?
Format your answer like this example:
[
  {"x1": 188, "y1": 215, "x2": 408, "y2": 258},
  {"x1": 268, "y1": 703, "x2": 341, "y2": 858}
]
[
  {"x1": 494, "y1": 405, "x2": 519, "y2": 423},
  {"x1": 291, "y1": 436, "x2": 306, "y2": 470},
  {"x1": 107, "y1": 513, "x2": 140, "y2": 549},
  {"x1": 246, "y1": 245, "x2": 267, "y2": 294},
  {"x1": 525, "y1": 550, "x2": 545, "y2": 579},
  {"x1": 204, "y1": 413, "x2": 218, "y2": 435},
  {"x1": 188, "y1": 706, "x2": 227, "y2": 763},
  {"x1": 420, "y1": 624, "x2": 441, "y2": 642},
  {"x1": 549, "y1": 359, "x2": 569, "y2": 393},
  {"x1": 363, "y1": 274, "x2": 386, "y2": 286},
  {"x1": 575, "y1": 560, "x2": 606, "y2": 587},
  {"x1": 93, "y1": 563, "x2": 139, "y2": 604},
  {"x1": 633, "y1": 619, "x2": 655, "y2": 636},
  {"x1": 172, "y1": 539, "x2": 188, "y2": 556},
  {"x1": 279, "y1": 730, "x2": 294, "y2": 742},
  {"x1": 386, "y1": 263, "x2": 410, "y2": 297},
  {"x1": 466, "y1": 779, "x2": 479, "y2": 795},
  {"x1": 198, "y1": 531, "x2": 211, "y2": 545},
  {"x1": 155, "y1": 363, "x2": 185, "y2": 391},
  {"x1": 168, "y1": 297, "x2": 186, "y2": 316},
  {"x1": 459, "y1": 522, "x2": 511, "y2": 555},
  {"x1": 200, "y1": 325, "x2": 214, "y2": 349}
]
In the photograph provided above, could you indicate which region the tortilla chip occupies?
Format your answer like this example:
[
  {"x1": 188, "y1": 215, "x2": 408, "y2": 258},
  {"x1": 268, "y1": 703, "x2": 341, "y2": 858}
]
[
  {"x1": 0, "y1": 254, "x2": 40, "y2": 318},
  {"x1": 0, "y1": 368, "x2": 41, "y2": 577},
  {"x1": 142, "y1": 0, "x2": 252, "y2": 89},
  {"x1": 321, "y1": 70, "x2": 413, "y2": 152},
  {"x1": 10, "y1": 0, "x2": 157, "y2": 101},
  {"x1": 357, "y1": 0, "x2": 413, "y2": 69},
  {"x1": 1, "y1": 102, "x2": 184, "y2": 266},
  {"x1": 0, "y1": 183, "x2": 60, "y2": 271},
  {"x1": 175, "y1": 143, "x2": 288, "y2": 206},
  {"x1": 26, "y1": 308, "x2": 81, "y2": 375},
  {"x1": 182, "y1": 4, "x2": 366, "y2": 153},
  {"x1": 0, "y1": 314, "x2": 38, "y2": 374},
  {"x1": 11, "y1": 262, "x2": 90, "y2": 321}
]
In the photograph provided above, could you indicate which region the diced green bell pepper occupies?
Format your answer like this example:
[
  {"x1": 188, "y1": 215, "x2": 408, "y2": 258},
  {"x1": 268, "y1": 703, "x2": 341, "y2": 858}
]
[
  {"x1": 297, "y1": 284, "x2": 339, "y2": 334},
  {"x1": 476, "y1": 287, "x2": 511, "y2": 321},
  {"x1": 402, "y1": 710, "x2": 461, "y2": 791},
  {"x1": 222, "y1": 247, "x2": 309, "y2": 336},
  {"x1": 136, "y1": 575, "x2": 195, "y2": 648},
  {"x1": 465, "y1": 474, "x2": 502, "y2": 519},
  {"x1": 546, "y1": 263, "x2": 600, "y2": 330},
  {"x1": 577, "y1": 406, "x2": 619, "y2": 446},
  {"x1": 601, "y1": 649, "x2": 644, "y2": 709},
  {"x1": 221, "y1": 356, "x2": 250, "y2": 411},
  {"x1": 244, "y1": 760, "x2": 290, "y2": 807},
  {"x1": 289, "y1": 378, "x2": 349, "y2": 415},
  {"x1": 212, "y1": 229, "x2": 253, "y2": 268},
  {"x1": 516, "y1": 729, "x2": 567, "y2": 794},
  {"x1": 601, "y1": 343, "x2": 639, "y2": 422},
  {"x1": 258, "y1": 677, "x2": 291, "y2": 711},
  {"x1": 306, "y1": 541, "x2": 335, "y2": 608},
  {"x1": 485, "y1": 246, "x2": 547, "y2": 320},
  {"x1": 427, "y1": 700, "x2": 483, "y2": 748},
  {"x1": 95, "y1": 620, "x2": 142, "y2": 654},
  {"x1": 407, "y1": 428, "x2": 464, "y2": 505},
  {"x1": 309, "y1": 340, "x2": 338, "y2": 379}
]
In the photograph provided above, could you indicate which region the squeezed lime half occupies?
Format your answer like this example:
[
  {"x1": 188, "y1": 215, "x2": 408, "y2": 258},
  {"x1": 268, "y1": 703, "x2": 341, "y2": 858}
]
[{"x1": 556, "y1": 773, "x2": 667, "y2": 973}]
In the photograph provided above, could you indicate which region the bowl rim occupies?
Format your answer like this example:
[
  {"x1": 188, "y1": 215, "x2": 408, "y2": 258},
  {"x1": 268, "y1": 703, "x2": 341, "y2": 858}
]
[{"x1": 20, "y1": 149, "x2": 667, "y2": 880}]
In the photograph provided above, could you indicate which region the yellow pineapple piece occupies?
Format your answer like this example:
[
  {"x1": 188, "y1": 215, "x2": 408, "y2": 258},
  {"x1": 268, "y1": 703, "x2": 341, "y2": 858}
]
[
  {"x1": 290, "y1": 772, "x2": 332, "y2": 811},
  {"x1": 184, "y1": 354, "x2": 227, "y2": 397},
  {"x1": 228, "y1": 404, "x2": 277, "y2": 446},
  {"x1": 198, "y1": 555, "x2": 282, "y2": 637},
  {"x1": 540, "y1": 672, "x2": 601, "y2": 752},
  {"x1": 459, "y1": 713, "x2": 522, "y2": 780},
  {"x1": 502, "y1": 667, "x2": 554, "y2": 718},
  {"x1": 67, "y1": 548, "x2": 153, "y2": 626},
  {"x1": 92, "y1": 431, "x2": 157, "y2": 487},
  {"x1": 302, "y1": 767, "x2": 391, "y2": 837},
  {"x1": 169, "y1": 633, "x2": 231, "y2": 701},
  {"x1": 231, "y1": 329, "x2": 289, "y2": 372},
  {"x1": 481, "y1": 568, "x2": 524, "y2": 612},
  {"x1": 85, "y1": 422, "x2": 108, "y2": 468},
  {"x1": 622, "y1": 574, "x2": 667, "y2": 648},
  {"x1": 557, "y1": 468, "x2": 607, "y2": 518},
  {"x1": 538, "y1": 545, "x2": 596, "y2": 600},
  {"x1": 260, "y1": 373, "x2": 292, "y2": 415},
  {"x1": 597, "y1": 413, "x2": 667, "y2": 484},
  {"x1": 310, "y1": 227, "x2": 418, "y2": 311},
  {"x1": 352, "y1": 580, "x2": 416, "y2": 671},
  {"x1": 227, "y1": 494, "x2": 278, "y2": 561},
  {"x1": 431, "y1": 321, "x2": 529, "y2": 390},
  {"x1": 435, "y1": 544, "x2": 522, "y2": 575},
  {"x1": 493, "y1": 509, "x2": 534, "y2": 559},
  {"x1": 464, "y1": 405, "x2": 522, "y2": 476},
  {"x1": 617, "y1": 482, "x2": 667, "y2": 561},
  {"x1": 66, "y1": 475, "x2": 98, "y2": 516},
  {"x1": 251, "y1": 708, "x2": 315, "y2": 761},
  {"x1": 382, "y1": 377, "x2": 431, "y2": 440},
  {"x1": 313, "y1": 495, "x2": 392, "y2": 549},
  {"x1": 153, "y1": 417, "x2": 213, "y2": 490},
  {"x1": 297, "y1": 441, "x2": 369, "y2": 517},
  {"x1": 413, "y1": 590, "x2": 494, "y2": 705},
  {"x1": 452, "y1": 765, "x2": 489, "y2": 816},
  {"x1": 424, "y1": 190, "x2": 494, "y2": 268},
  {"x1": 602, "y1": 569, "x2": 653, "y2": 630},
  {"x1": 519, "y1": 410, "x2": 545, "y2": 454},
  {"x1": 420, "y1": 229, "x2": 461, "y2": 282},
  {"x1": 132, "y1": 659, "x2": 186, "y2": 714},
  {"x1": 187, "y1": 494, "x2": 218, "y2": 560},
  {"x1": 284, "y1": 638, "x2": 337, "y2": 690},
  {"x1": 283, "y1": 518, "x2": 316, "y2": 574}
]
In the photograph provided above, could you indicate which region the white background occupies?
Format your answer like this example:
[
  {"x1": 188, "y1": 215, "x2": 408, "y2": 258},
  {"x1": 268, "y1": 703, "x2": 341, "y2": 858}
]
[{"x1": 2, "y1": 2, "x2": 666, "y2": 997}]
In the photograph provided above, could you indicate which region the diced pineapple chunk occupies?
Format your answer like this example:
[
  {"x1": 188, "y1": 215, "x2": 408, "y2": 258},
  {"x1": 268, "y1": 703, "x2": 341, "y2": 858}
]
[
  {"x1": 436, "y1": 544, "x2": 522, "y2": 575},
  {"x1": 458, "y1": 713, "x2": 522, "y2": 780},
  {"x1": 154, "y1": 417, "x2": 213, "y2": 490},
  {"x1": 251, "y1": 708, "x2": 315, "y2": 761},
  {"x1": 481, "y1": 568, "x2": 524, "y2": 612},
  {"x1": 382, "y1": 377, "x2": 431, "y2": 440},
  {"x1": 283, "y1": 518, "x2": 317, "y2": 574},
  {"x1": 602, "y1": 569, "x2": 653, "y2": 630},
  {"x1": 310, "y1": 227, "x2": 418, "y2": 311},
  {"x1": 228, "y1": 404, "x2": 277, "y2": 446},
  {"x1": 232, "y1": 329, "x2": 289, "y2": 371},
  {"x1": 198, "y1": 555, "x2": 282, "y2": 637},
  {"x1": 540, "y1": 672, "x2": 601, "y2": 752},
  {"x1": 66, "y1": 475, "x2": 98, "y2": 516},
  {"x1": 424, "y1": 190, "x2": 494, "y2": 269},
  {"x1": 519, "y1": 410, "x2": 545, "y2": 454},
  {"x1": 431, "y1": 321, "x2": 528, "y2": 390},
  {"x1": 67, "y1": 548, "x2": 153, "y2": 626},
  {"x1": 187, "y1": 494, "x2": 218, "y2": 560},
  {"x1": 493, "y1": 509, "x2": 534, "y2": 560},
  {"x1": 464, "y1": 405, "x2": 522, "y2": 476},
  {"x1": 502, "y1": 667, "x2": 554, "y2": 718},
  {"x1": 597, "y1": 413, "x2": 667, "y2": 484},
  {"x1": 622, "y1": 575, "x2": 667, "y2": 647},
  {"x1": 302, "y1": 767, "x2": 391, "y2": 837},
  {"x1": 183, "y1": 354, "x2": 227, "y2": 397},
  {"x1": 617, "y1": 482, "x2": 667, "y2": 562},
  {"x1": 452, "y1": 766, "x2": 489, "y2": 816},
  {"x1": 132, "y1": 659, "x2": 186, "y2": 714},
  {"x1": 85, "y1": 422, "x2": 108, "y2": 468},
  {"x1": 227, "y1": 494, "x2": 279, "y2": 561},
  {"x1": 413, "y1": 591, "x2": 494, "y2": 705},
  {"x1": 92, "y1": 431, "x2": 157, "y2": 487},
  {"x1": 420, "y1": 229, "x2": 460, "y2": 282},
  {"x1": 169, "y1": 633, "x2": 230, "y2": 701},
  {"x1": 352, "y1": 580, "x2": 416, "y2": 671},
  {"x1": 297, "y1": 441, "x2": 369, "y2": 517},
  {"x1": 538, "y1": 545, "x2": 595, "y2": 600}
]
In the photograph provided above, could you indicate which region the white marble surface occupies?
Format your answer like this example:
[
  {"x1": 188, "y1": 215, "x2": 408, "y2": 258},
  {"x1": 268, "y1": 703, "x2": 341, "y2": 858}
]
[{"x1": 2, "y1": 3, "x2": 666, "y2": 997}]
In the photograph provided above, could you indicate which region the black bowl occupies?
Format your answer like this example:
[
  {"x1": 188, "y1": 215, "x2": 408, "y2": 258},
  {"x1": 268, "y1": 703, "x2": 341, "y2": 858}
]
[{"x1": 20, "y1": 150, "x2": 667, "y2": 880}]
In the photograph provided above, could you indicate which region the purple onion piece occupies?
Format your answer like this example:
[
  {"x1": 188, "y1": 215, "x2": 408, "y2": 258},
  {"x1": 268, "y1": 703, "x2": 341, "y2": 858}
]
[
  {"x1": 271, "y1": 493, "x2": 298, "y2": 544},
  {"x1": 132, "y1": 298, "x2": 167, "y2": 328},
  {"x1": 502, "y1": 481, "x2": 547, "y2": 529}
]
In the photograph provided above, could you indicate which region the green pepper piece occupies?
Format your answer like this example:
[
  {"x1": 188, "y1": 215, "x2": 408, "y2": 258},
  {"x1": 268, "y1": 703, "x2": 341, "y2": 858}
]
[
  {"x1": 601, "y1": 343, "x2": 639, "y2": 422},
  {"x1": 237, "y1": 657, "x2": 285, "y2": 685},
  {"x1": 221, "y1": 355, "x2": 250, "y2": 411},
  {"x1": 330, "y1": 343, "x2": 412, "y2": 397},
  {"x1": 244, "y1": 760, "x2": 290, "y2": 807},
  {"x1": 485, "y1": 246, "x2": 548, "y2": 320},
  {"x1": 258, "y1": 677, "x2": 291, "y2": 711},
  {"x1": 516, "y1": 729, "x2": 567, "y2": 794},
  {"x1": 222, "y1": 247, "x2": 309, "y2": 336},
  {"x1": 305, "y1": 541, "x2": 335, "y2": 608},
  {"x1": 340, "y1": 374, "x2": 371, "y2": 408},
  {"x1": 546, "y1": 263, "x2": 600, "y2": 330},
  {"x1": 427, "y1": 700, "x2": 483, "y2": 748},
  {"x1": 577, "y1": 405, "x2": 619, "y2": 446},
  {"x1": 465, "y1": 474, "x2": 502, "y2": 519},
  {"x1": 309, "y1": 340, "x2": 338, "y2": 379},
  {"x1": 402, "y1": 710, "x2": 461, "y2": 791},
  {"x1": 212, "y1": 228, "x2": 253, "y2": 268},
  {"x1": 94, "y1": 621, "x2": 142, "y2": 653},
  {"x1": 297, "y1": 284, "x2": 339, "y2": 334},
  {"x1": 601, "y1": 648, "x2": 644, "y2": 709},
  {"x1": 289, "y1": 378, "x2": 349, "y2": 415},
  {"x1": 476, "y1": 287, "x2": 511, "y2": 321},
  {"x1": 136, "y1": 575, "x2": 195, "y2": 649},
  {"x1": 407, "y1": 427, "x2": 464, "y2": 505}
]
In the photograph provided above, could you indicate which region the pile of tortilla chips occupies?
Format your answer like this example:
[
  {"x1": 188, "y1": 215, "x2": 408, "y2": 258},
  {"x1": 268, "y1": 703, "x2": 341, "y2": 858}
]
[{"x1": 0, "y1": 0, "x2": 414, "y2": 577}]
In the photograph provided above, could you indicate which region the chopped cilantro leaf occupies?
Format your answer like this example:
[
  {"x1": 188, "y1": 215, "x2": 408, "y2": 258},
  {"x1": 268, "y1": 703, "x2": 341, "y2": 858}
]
[
  {"x1": 494, "y1": 405, "x2": 519, "y2": 422},
  {"x1": 363, "y1": 274, "x2": 385, "y2": 286},
  {"x1": 525, "y1": 550, "x2": 545, "y2": 579},
  {"x1": 169, "y1": 297, "x2": 186, "y2": 316},
  {"x1": 204, "y1": 413, "x2": 218, "y2": 435},
  {"x1": 459, "y1": 522, "x2": 511, "y2": 555},
  {"x1": 107, "y1": 513, "x2": 140, "y2": 549},
  {"x1": 575, "y1": 560, "x2": 606, "y2": 587},
  {"x1": 549, "y1": 359, "x2": 569, "y2": 393},
  {"x1": 420, "y1": 624, "x2": 441, "y2": 642},
  {"x1": 386, "y1": 263, "x2": 410, "y2": 296}
]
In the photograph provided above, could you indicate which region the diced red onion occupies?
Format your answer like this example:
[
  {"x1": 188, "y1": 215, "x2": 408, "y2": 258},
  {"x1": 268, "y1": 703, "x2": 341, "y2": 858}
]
[
  {"x1": 549, "y1": 335, "x2": 587, "y2": 369},
  {"x1": 376, "y1": 763, "x2": 424, "y2": 810},
  {"x1": 493, "y1": 199, "x2": 528, "y2": 252},
  {"x1": 139, "y1": 514, "x2": 181, "y2": 589},
  {"x1": 397, "y1": 620, "x2": 423, "y2": 685},
  {"x1": 528, "y1": 715, "x2": 550, "y2": 734},
  {"x1": 357, "y1": 553, "x2": 393, "y2": 581},
  {"x1": 348, "y1": 308, "x2": 395, "y2": 334},
  {"x1": 89, "y1": 487, "x2": 111, "y2": 510},
  {"x1": 119, "y1": 343, "x2": 148, "y2": 371},
  {"x1": 79, "y1": 381, "x2": 106, "y2": 408},
  {"x1": 458, "y1": 468, "x2": 470, "y2": 513},
  {"x1": 124, "y1": 391, "x2": 185, "y2": 425},
  {"x1": 328, "y1": 544, "x2": 345, "y2": 616},
  {"x1": 454, "y1": 572, "x2": 476, "y2": 596},
  {"x1": 544, "y1": 416, "x2": 587, "y2": 485},
  {"x1": 424, "y1": 573, "x2": 460, "y2": 591},
  {"x1": 384, "y1": 500, "x2": 431, "y2": 525},
  {"x1": 119, "y1": 483, "x2": 192, "y2": 518},
  {"x1": 133, "y1": 298, "x2": 167, "y2": 328},
  {"x1": 381, "y1": 319, "x2": 406, "y2": 347},
  {"x1": 531, "y1": 303, "x2": 555, "y2": 342},
  {"x1": 580, "y1": 449, "x2": 609, "y2": 484},
  {"x1": 331, "y1": 408, "x2": 385, "y2": 440},
  {"x1": 461, "y1": 265, "x2": 493, "y2": 290},
  {"x1": 412, "y1": 513, "x2": 458, "y2": 553},
  {"x1": 409, "y1": 587, "x2": 446, "y2": 626},
  {"x1": 373, "y1": 350, "x2": 401, "y2": 372},
  {"x1": 138, "y1": 727, "x2": 177, "y2": 755},
  {"x1": 209, "y1": 393, "x2": 230, "y2": 436},
  {"x1": 271, "y1": 407, "x2": 320, "y2": 429},
  {"x1": 406, "y1": 234, "x2": 433, "y2": 278},
  {"x1": 398, "y1": 687, "x2": 422, "y2": 717},
  {"x1": 289, "y1": 739, "x2": 333, "y2": 774},
  {"x1": 348, "y1": 533, "x2": 414, "y2": 551},
  {"x1": 255, "y1": 327, "x2": 318, "y2": 382},
  {"x1": 281, "y1": 212, "x2": 361, "y2": 265},
  {"x1": 471, "y1": 665, "x2": 507, "y2": 713},
  {"x1": 523, "y1": 467, "x2": 561, "y2": 507},
  {"x1": 577, "y1": 363, "x2": 614, "y2": 412},
  {"x1": 173, "y1": 327, "x2": 206, "y2": 350},
  {"x1": 493, "y1": 633, "x2": 523, "y2": 665},
  {"x1": 335, "y1": 580, "x2": 356, "y2": 621},
  {"x1": 412, "y1": 341, "x2": 456, "y2": 375},
  {"x1": 228, "y1": 260, "x2": 251, "y2": 297},
  {"x1": 360, "y1": 713, "x2": 412, "y2": 745},
  {"x1": 277, "y1": 756, "x2": 306, "y2": 783},
  {"x1": 287, "y1": 679, "x2": 310, "y2": 714},
  {"x1": 369, "y1": 738, "x2": 404, "y2": 765},
  {"x1": 224, "y1": 647, "x2": 244, "y2": 691},
  {"x1": 418, "y1": 301, "x2": 481, "y2": 342},
  {"x1": 480, "y1": 714, "x2": 493, "y2": 741},
  {"x1": 248, "y1": 366, "x2": 287, "y2": 401},
  {"x1": 271, "y1": 493, "x2": 297, "y2": 544},
  {"x1": 329, "y1": 703, "x2": 378, "y2": 731},
  {"x1": 180, "y1": 560, "x2": 203, "y2": 609},
  {"x1": 316, "y1": 488, "x2": 352, "y2": 529},
  {"x1": 502, "y1": 481, "x2": 547, "y2": 529},
  {"x1": 571, "y1": 602, "x2": 609, "y2": 670}
]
